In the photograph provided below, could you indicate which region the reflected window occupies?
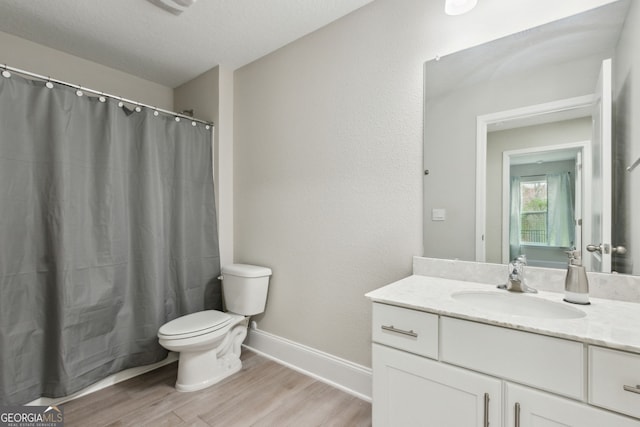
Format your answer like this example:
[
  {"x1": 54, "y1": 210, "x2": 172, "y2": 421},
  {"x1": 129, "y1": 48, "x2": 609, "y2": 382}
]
[
  {"x1": 520, "y1": 178, "x2": 548, "y2": 244},
  {"x1": 510, "y1": 171, "x2": 574, "y2": 256}
]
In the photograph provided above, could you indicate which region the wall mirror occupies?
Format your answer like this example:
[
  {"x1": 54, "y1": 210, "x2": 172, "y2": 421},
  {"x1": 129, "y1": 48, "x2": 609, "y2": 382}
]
[{"x1": 423, "y1": 0, "x2": 639, "y2": 275}]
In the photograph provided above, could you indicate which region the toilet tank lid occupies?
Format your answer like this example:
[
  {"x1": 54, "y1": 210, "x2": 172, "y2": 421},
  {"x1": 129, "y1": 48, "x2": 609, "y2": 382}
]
[{"x1": 222, "y1": 264, "x2": 272, "y2": 278}]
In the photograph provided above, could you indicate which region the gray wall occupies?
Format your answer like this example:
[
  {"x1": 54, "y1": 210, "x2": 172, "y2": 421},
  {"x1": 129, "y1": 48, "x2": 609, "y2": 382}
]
[
  {"x1": 233, "y1": 0, "x2": 424, "y2": 366},
  {"x1": 0, "y1": 31, "x2": 173, "y2": 109},
  {"x1": 174, "y1": 68, "x2": 219, "y2": 124},
  {"x1": 174, "y1": 67, "x2": 236, "y2": 268}
]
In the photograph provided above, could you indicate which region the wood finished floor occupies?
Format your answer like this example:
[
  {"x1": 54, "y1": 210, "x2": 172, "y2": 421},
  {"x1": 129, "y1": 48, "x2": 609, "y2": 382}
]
[{"x1": 61, "y1": 350, "x2": 372, "y2": 427}]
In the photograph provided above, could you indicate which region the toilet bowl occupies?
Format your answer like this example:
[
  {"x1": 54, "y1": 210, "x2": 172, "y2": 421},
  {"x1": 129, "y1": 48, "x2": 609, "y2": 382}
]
[{"x1": 157, "y1": 264, "x2": 271, "y2": 392}]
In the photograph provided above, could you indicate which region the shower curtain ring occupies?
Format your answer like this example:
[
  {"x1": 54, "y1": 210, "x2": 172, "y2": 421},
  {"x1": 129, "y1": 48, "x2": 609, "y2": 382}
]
[
  {"x1": 98, "y1": 92, "x2": 106, "y2": 103},
  {"x1": 46, "y1": 77, "x2": 54, "y2": 89},
  {"x1": 1, "y1": 65, "x2": 11, "y2": 79}
]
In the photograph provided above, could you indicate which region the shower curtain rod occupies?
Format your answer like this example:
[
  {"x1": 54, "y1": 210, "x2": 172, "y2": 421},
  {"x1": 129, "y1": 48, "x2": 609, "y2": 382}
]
[{"x1": 1, "y1": 63, "x2": 214, "y2": 127}]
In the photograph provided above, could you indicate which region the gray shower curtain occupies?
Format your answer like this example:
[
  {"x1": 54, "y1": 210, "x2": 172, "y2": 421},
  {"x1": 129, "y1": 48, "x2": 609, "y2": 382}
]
[{"x1": 0, "y1": 74, "x2": 221, "y2": 405}]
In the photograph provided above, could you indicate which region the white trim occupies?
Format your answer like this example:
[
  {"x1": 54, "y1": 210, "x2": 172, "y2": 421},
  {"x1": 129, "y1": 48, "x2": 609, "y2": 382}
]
[
  {"x1": 26, "y1": 353, "x2": 179, "y2": 406},
  {"x1": 598, "y1": 58, "x2": 613, "y2": 273},
  {"x1": 243, "y1": 327, "x2": 372, "y2": 402},
  {"x1": 476, "y1": 116, "x2": 488, "y2": 262},
  {"x1": 216, "y1": 66, "x2": 234, "y2": 267},
  {"x1": 582, "y1": 143, "x2": 594, "y2": 270},
  {"x1": 476, "y1": 94, "x2": 595, "y2": 262},
  {"x1": 502, "y1": 149, "x2": 510, "y2": 263}
]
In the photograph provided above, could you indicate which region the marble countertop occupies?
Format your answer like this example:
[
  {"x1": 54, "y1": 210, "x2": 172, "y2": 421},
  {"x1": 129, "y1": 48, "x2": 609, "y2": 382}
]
[{"x1": 365, "y1": 275, "x2": 640, "y2": 355}]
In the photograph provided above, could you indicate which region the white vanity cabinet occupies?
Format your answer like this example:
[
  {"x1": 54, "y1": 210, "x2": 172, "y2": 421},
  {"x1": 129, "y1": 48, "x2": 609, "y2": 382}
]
[
  {"x1": 372, "y1": 303, "x2": 501, "y2": 427},
  {"x1": 371, "y1": 302, "x2": 640, "y2": 427}
]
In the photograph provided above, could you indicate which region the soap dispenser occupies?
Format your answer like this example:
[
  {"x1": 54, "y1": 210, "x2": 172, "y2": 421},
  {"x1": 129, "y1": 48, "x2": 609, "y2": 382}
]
[{"x1": 563, "y1": 250, "x2": 590, "y2": 305}]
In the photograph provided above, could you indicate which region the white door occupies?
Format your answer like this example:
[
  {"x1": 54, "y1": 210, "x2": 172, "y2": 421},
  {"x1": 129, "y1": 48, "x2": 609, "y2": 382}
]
[
  {"x1": 574, "y1": 151, "x2": 583, "y2": 253},
  {"x1": 372, "y1": 344, "x2": 502, "y2": 427},
  {"x1": 586, "y1": 58, "x2": 613, "y2": 272}
]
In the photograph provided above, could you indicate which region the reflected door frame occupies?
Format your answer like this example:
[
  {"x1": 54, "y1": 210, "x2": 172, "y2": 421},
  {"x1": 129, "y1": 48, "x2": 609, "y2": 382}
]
[
  {"x1": 500, "y1": 142, "x2": 591, "y2": 264},
  {"x1": 475, "y1": 94, "x2": 595, "y2": 262}
]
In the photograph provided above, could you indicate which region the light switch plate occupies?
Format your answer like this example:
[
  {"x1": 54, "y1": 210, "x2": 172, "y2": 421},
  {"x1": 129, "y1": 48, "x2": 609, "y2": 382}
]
[{"x1": 432, "y1": 208, "x2": 446, "y2": 221}]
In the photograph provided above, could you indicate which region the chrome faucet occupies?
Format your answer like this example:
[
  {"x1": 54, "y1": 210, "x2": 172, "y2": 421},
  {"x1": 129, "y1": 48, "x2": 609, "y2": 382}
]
[{"x1": 498, "y1": 255, "x2": 538, "y2": 293}]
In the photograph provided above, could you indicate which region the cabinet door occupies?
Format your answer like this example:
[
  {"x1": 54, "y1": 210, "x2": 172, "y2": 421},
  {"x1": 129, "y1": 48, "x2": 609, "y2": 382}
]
[
  {"x1": 373, "y1": 343, "x2": 502, "y2": 427},
  {"x1": 505, "y1": 383, "x2": 640, "y2": 427}
]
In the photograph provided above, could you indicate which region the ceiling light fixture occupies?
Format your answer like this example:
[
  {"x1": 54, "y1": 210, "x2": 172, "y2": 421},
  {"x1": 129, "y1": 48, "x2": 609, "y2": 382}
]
[
  {"x1": 445, "y1": 0, "x2": 478, "y2": 16},
  {"x1": 147, "y1": 0, "x2": 197, "y2": 15}
]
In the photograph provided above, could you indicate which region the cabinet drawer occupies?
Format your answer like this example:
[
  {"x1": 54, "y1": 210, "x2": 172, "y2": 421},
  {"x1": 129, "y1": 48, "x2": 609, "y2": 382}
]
[
  {"x1": 441, "y1": 317, "x2": 584, "y2": 400},
  {"x1": 589, "y1": 346, "x2": 640, "y2": 419},
  {"x1": 372, "y1": 303, "x2": 438, "y2": 359}
]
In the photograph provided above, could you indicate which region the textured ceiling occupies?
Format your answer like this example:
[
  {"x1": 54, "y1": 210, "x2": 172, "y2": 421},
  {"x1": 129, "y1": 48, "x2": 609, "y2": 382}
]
[{"x1": 0, "y1": 0, "x2": 374, "y2": 87}]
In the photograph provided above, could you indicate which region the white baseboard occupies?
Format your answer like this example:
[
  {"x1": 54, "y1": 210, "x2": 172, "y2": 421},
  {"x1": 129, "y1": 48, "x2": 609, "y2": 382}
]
[
  {"x1": 26, "y1": 353, "x2": 179, "y2": 406},
  {"x1": 243, "y1": 327, "x2": 372, "y2": 402},
  {"x1": 27, "y1": 329, "x2": 374, "y2": 406}
]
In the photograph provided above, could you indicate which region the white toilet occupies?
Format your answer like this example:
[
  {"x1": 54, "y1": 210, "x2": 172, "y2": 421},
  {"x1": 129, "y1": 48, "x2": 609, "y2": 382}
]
[{"x1": 157, "y1": 263, "x2": 272, "y2": 392}]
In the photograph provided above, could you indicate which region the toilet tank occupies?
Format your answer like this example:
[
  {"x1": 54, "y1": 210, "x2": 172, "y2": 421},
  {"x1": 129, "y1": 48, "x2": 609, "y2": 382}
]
[{"x1": 221, "y1": 264, "x2": 272, "y2": 316}]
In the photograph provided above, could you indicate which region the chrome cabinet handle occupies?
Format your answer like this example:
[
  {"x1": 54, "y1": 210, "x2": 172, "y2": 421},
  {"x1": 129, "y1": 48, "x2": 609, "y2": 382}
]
[
  {"x1": 380, "y1": 325, "x2": 418, "y2": 338},
  {"x1": 515, "y1": 402, "x2": 521, "y2": 427},
  {"x1": 483, "y1": 393, "x2": 489, "y2": 427},
  {"x1": 623, "y1": 384, "x2": 640, "y2": 394}
]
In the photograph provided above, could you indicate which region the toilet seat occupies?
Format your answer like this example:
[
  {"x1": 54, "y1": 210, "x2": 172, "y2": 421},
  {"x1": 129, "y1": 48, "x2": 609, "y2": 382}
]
[{"x1": 158, "y1": 310, "x2": 232, "y2": 340}]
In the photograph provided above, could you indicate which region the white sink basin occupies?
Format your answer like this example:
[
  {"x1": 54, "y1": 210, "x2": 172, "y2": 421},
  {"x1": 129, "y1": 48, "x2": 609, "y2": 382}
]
[{"x1": 452, "y1": 291, "x2": 586, "y2": 319}]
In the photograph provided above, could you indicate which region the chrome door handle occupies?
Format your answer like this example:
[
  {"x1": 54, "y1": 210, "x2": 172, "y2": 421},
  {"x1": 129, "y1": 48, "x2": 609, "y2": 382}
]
[
  {"x1": 514, "y1": 402, "x2": 521, "y2": 427},
  {"x1": 612, "y1": 245, "x2": 627, "y2": 254},
  {"x1": 587, "y1": 243, "x2": 627, "y2": 255},
  {"x1": 586, "y1": 243, "x2": 606, "y2": 254},
  {"x1": 380, "y1": 325, "x2": 418, "y2": 338},
  {"x1": 483, "y1": 393, "x2": 489, "y2": 427},
  {"x1": 623, "y1": 384, "x2": 640, "y2": 394}
]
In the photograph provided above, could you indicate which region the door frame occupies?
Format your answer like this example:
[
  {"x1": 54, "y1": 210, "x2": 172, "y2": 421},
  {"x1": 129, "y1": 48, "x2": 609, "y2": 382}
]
[
  {"x1": 586, "y1": 58, "x2": 613, "y2": 272},
  {"x1": 475, "y1": 94, "x2": 595, "y2": 262},
  {"x1": 501, "y1": 141, "x2": 591, "y2": 264}
]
